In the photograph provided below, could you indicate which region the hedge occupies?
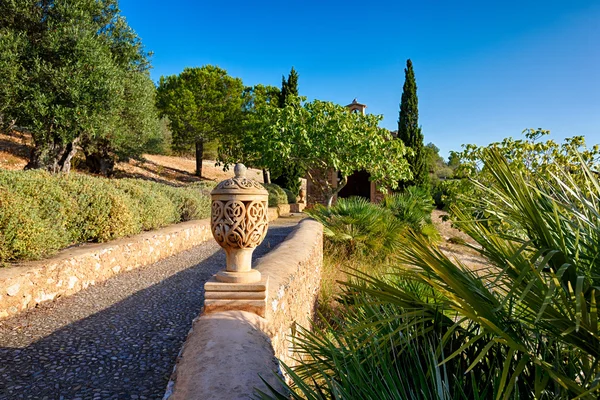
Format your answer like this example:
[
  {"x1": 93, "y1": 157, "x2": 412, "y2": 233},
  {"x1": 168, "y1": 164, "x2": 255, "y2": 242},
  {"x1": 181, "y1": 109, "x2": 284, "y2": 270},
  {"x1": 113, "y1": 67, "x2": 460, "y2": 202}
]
[
  {"x1": 0, "y1": 170, "x2": 211, "y2": 262},
  {"x1": 262, "y1": 183, "x2": 288, "y2": 207}
]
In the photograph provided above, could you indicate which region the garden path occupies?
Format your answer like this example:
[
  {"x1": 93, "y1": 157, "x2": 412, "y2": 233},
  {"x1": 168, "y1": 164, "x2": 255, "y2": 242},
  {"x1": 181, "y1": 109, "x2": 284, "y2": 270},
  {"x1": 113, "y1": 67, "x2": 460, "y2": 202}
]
[{"x1": 0, "y1": 215, "x2": 303, "y2": 400}]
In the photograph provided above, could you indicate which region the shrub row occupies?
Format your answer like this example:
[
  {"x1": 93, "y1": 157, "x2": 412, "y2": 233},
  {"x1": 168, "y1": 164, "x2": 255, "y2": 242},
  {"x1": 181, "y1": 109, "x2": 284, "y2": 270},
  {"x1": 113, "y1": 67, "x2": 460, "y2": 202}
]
[
  {"x1": 0, "y1": 170, "x2": 211, "y2": 262},
  {"x1": 262, "y1": 183, "x2": 289, "y2": 207}
]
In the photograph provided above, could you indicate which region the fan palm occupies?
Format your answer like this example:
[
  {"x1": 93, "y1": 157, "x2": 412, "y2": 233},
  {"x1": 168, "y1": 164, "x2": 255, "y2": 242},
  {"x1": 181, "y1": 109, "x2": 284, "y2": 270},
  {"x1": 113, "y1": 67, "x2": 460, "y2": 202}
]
[{"x1": 261, "y1": 148, "x2": 600, "y2": 399}]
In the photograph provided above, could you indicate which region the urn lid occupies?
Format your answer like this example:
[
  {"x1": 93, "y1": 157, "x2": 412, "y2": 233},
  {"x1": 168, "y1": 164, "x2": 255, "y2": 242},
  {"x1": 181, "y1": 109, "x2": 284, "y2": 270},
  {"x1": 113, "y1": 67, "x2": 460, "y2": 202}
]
[{"x1": 211, "y1": 163, "x2": 269, "y2": 196}]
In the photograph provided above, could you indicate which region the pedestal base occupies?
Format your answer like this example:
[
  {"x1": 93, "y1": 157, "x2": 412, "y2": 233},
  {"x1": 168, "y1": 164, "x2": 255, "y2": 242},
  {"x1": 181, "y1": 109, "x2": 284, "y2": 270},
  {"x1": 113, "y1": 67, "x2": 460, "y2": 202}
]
[
  {"x1": 216, "y1": 268, "x2": 261, "y2": 283},
  {"x1": 203, "y1": 276, "x2": 268, "y2": 317}
]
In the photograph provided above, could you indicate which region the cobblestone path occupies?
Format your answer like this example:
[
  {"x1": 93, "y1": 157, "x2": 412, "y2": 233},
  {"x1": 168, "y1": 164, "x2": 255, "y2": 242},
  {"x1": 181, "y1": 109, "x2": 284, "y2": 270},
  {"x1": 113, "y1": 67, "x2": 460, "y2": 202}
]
[{"x1": 0, "y1": 216, "x2": 302, "y2": 400}]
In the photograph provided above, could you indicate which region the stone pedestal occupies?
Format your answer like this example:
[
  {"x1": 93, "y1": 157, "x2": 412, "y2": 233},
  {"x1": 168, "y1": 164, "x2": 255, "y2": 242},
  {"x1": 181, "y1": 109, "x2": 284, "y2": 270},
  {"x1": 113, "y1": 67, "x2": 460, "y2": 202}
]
[{"x1": 203, "y1": 277, "x2": 268, "y2": 318}]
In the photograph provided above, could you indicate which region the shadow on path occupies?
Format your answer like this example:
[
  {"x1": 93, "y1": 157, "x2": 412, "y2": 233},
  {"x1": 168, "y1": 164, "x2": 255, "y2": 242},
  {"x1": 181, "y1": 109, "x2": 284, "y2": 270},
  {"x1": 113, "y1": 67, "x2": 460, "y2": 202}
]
[{"x1": 0, "y1": 223, "x2": 297, "y2": 400}]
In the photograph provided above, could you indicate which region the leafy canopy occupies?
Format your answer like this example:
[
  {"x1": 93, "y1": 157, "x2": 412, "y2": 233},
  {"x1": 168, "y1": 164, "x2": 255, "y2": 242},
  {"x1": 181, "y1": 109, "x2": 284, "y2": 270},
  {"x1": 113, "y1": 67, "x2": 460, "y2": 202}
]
[
  {"x1": 222, "y1": 96, "x2": 412, "y2": 206},
  {"x1": 156, "y1": 65, "x2": 244, "y2": 151},
  {"x1": 0, "y1": 0, "x2": 159, "y2": 172},
  {"x1": 445, "y1": 128, "x2": 600, "y2": 218}
]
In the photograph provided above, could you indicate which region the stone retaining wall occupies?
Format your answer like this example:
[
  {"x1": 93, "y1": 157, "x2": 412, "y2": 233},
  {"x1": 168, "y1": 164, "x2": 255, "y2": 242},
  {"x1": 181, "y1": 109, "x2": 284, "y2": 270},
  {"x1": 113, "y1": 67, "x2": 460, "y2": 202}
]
[
  {"x1": 165, "y1": 219, "x2": 323, "y2": 400},
  {"x1": 0, "y1": 207, "x2": 287, "y2": 320}
]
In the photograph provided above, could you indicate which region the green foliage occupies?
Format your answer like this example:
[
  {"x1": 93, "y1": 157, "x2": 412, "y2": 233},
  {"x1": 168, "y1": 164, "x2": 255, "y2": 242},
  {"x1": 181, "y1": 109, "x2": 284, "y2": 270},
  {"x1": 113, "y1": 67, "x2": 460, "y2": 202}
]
[
  {"x1": 283, "y1": 188, "x2": 296, "y2": 204},
  {"x1": 222, "y1": 97, "x2": 411, "y2": 207},
  {"x1": 0, "y1": 0, "x2": 159, "y2": 173},
  {"x1": 398, "y1": 59, "x2": 429, "y2": 188},
  {"x1": 111, "y1": 179, "x2": 179, "y2": 231},
  {"x1": 382, "y1": 186, "x2": 433, "y2": 226},
  {"x1": 307, "y1": 197, "x2": 406, "y2": 259},
  {"x1": 445, "y1": 129, "x2": 600, "y2": 218},
  {"x1": 0, "y1": 171, "x2": 211, "y2": 262},
  {"x1": 279, "y1": 66, "x2": 299, "y2": 108},
  {"x1": 269, "y1": 149, "x2": 600, "y2": 399},
  {"x1": 382, "y1": 186, "x2": 440, "y2": 242},
  {"x1": 156, "y1": 65, "x2": 244, "y2": 177},
  {"x1": 263, "y1": 183, "x2": 288, "y2": 207},
  {"x1": 0, "y1": 189, "x2": 66, "y2": 262},
  {"x1": 218, "y1": 83, "x2": 280, "y2": 171}
]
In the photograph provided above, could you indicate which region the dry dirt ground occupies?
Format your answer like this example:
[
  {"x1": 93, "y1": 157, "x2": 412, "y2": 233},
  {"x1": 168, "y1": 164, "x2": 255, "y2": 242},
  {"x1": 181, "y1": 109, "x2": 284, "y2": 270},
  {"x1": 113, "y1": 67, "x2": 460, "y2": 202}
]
[
  {"x1": 0, "y1": 131, "x2": 262, "y2": 184},
  {"x1": 432, "y1": 209, "x2": 489, "y2": 275}
]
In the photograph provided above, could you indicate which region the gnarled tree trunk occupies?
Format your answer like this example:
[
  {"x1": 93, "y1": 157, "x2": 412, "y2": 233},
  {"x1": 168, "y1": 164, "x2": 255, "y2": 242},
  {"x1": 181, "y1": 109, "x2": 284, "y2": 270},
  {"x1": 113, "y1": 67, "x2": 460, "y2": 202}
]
[{"x1": 25, "y1": 139, "x2": 78, "y2": 174}]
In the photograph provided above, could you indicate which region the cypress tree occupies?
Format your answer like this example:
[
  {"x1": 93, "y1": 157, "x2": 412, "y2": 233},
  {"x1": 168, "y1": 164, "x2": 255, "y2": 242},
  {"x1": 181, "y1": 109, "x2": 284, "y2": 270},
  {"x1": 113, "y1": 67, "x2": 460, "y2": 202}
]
[
  {"x1": 273, "y1": 67, "x2": 303, "y2": 195},
  {"x1": 398, "y1": 59, "x2": 429, "y2": 188},
  {"x1": 278, "y1": 66, "x2": 298, "y2": 107}
]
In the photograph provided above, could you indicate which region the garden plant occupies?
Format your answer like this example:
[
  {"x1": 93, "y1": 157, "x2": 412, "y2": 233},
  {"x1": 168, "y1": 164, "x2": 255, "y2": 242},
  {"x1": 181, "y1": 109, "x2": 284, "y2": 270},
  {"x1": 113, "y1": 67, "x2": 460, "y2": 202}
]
[{"x1": 260, "y1": 148, "x2": 600, "y2": 399}]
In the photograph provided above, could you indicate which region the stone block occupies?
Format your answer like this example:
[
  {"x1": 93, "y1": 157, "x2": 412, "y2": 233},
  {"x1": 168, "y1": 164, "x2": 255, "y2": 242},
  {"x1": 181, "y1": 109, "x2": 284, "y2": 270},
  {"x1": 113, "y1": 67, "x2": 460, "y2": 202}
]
[
  {"x1": 204, "y1": 276, "x2": 267, "y2": 292},
  {"x1": 203, "y1": 276, "x2": 268, "y2": 317}
]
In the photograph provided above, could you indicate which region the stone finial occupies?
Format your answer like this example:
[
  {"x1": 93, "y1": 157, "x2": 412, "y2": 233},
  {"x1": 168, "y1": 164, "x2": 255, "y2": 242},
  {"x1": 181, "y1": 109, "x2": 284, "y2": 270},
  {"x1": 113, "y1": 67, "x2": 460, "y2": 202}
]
[
  {"x1": 210, "y1": 164, "x2": 269, "y2": 283},
  {"x1": 234, "y1": 163, "x2": 247, "y2": 178}
]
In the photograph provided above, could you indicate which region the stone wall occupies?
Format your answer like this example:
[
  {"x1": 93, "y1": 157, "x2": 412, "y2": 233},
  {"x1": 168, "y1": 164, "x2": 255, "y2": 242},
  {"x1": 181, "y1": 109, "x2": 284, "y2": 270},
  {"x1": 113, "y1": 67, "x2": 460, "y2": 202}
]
[
  {"x1": 256, "y1": 219, "x2": 323, "y2": 368},
  {"x1": 165, "y1": 219, "x2": 323, "y2": 399},
  {"x1": 0, "y1": 207, "x2": 286, "y2": 320}
]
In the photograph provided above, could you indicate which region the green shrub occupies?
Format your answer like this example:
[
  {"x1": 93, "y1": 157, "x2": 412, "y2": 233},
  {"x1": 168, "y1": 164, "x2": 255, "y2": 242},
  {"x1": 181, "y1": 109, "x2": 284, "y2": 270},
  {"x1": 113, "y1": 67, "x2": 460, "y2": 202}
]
[
  {"x1": 0, "y1": 170, "x2": 76, "y2": 247},
  {"x1": 112, "y1": 179, "x2": 178, "y2": 230},
  {"x1": 262, "y1": 183, "x2": 288, "y2": 207},
  {"x1": 0, "y1": 170, "x2": 212, "y2": 262},
  {"x1": 154, "y1": 183, "x2": 211, "y2": 222},
  {"x1": 0, "y1": 189, "x2": 65, "y2": 261},
  {"x1": 382, "y1": 186, "x2": 434, "y2": 228},
  {"x1": 283, "y1": 188, "x2": 296, "y2": 204},
  {"x1": 307, "y1": 197, "x2": 404, "y2": 259},
  {"x1": 57, "y1": 174, "x2": 140, "y2": 242},
  {"x1": 188, "y1": 181, "x2": 217, "y2": 198}
]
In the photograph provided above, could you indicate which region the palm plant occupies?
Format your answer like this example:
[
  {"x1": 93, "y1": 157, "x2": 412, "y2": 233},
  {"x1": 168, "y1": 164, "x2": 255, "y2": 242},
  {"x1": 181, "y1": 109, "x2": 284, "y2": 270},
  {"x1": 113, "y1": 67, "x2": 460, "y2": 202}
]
[
  {"x1": 261, "y1": 148, "x2": 600, "y2": 399},
  {"x1": 306, "y1": 197, "x2": 404, "y2": 259}
]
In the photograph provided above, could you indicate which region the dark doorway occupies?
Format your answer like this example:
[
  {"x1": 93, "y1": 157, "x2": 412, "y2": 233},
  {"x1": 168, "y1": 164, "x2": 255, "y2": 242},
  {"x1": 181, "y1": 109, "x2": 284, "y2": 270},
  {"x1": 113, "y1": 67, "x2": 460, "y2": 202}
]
[{"x1": 338, "y1": 170, "x2": 371, "y2": 200}]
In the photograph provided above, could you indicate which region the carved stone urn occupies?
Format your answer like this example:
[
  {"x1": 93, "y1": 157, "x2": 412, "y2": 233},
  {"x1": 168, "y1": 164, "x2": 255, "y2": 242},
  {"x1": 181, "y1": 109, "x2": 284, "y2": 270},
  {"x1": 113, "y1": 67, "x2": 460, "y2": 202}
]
[{"x1": 210, "y1": 163, "x2": 269, "y2": 283}]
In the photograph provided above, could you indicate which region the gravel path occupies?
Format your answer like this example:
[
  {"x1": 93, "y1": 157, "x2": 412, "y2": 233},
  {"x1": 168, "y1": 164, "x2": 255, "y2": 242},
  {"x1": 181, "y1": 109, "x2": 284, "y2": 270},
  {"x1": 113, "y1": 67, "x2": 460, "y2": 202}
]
[{"x1": 0, "y1": 215, "x2": 303, "y2": 400}]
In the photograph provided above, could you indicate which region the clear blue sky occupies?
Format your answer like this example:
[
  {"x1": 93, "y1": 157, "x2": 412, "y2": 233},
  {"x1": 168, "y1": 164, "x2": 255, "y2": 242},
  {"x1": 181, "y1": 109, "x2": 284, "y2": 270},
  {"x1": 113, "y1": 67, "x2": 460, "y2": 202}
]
[{"x1": 119, "y1": 0, "x2": 600, "y2": 159}]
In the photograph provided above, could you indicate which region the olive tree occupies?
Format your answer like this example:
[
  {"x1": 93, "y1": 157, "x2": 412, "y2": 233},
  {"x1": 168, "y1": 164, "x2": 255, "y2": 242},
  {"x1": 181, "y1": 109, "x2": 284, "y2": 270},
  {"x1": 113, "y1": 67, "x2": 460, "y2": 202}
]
[{"x1": 0, "y1": 0, "x2": 158, "y2": 174}]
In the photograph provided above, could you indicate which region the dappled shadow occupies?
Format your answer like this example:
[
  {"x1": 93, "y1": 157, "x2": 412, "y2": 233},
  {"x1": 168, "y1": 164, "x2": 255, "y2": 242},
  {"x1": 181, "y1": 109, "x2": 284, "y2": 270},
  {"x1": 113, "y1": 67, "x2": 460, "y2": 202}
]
[
  {"x1": 112, "y1": 158, "x2": 217, "y2": 186},
  {"x1": 0, "y1": 223, "x2": 296, "y2": 399}
]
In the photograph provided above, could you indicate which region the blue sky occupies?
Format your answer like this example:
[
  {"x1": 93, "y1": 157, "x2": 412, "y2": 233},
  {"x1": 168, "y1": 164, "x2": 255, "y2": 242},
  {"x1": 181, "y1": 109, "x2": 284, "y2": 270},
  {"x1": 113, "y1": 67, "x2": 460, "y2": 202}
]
[{"x1": 119, "y1": 0, "x2": 600, "y2": 159}]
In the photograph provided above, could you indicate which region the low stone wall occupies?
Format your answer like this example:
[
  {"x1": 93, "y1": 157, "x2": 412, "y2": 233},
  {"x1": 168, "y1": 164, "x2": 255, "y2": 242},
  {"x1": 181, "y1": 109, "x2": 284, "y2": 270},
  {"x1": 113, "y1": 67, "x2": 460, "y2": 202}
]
[
  {"x1": 165, "y1": 219, "x2": 323, "y2": 400},
  {"x1": 0, "y1": 207, "x2": 286, "y2": 320},
  {"x1": 267, "y1": 203, "x2": 291, "y2": 221}
]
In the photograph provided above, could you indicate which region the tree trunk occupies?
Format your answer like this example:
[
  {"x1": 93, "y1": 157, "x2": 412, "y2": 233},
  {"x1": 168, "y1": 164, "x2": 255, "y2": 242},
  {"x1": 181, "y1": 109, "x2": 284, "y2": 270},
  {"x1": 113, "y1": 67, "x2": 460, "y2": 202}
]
[
  {"x1": 195, "y1": 139, "x2": 204, "y2": 177},
  {"x1": 326, "y1": 175, "x2": 349, "y2": 208},
  {"x1": 262, "y1": 169, "x2": 270, "y2": 184},
  {"x1": 26, "y1": 139, "x2": 78, "y2": 173}
]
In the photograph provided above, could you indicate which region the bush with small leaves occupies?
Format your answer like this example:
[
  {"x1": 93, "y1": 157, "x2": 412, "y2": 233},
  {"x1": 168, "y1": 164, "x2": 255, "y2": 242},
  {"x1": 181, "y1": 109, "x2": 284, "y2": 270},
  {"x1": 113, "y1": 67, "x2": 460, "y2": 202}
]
[
  {"x1": 262, "y1": 183, "x2": 288, "y2": 207},
  {"x1": 0, "y1": 170, "x2": 212, "y2": 262}
]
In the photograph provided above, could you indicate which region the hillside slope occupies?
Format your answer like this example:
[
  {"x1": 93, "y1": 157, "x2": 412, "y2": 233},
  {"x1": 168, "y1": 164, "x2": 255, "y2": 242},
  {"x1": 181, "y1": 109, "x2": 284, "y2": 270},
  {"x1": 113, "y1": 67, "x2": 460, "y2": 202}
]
[{"x1": 0, "y1": 131, "x2": 263, "y2": 184}]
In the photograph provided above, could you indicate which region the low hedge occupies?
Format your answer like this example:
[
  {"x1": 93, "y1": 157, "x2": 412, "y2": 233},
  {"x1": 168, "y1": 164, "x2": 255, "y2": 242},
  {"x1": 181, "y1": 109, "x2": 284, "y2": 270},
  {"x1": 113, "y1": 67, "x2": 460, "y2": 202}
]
[
  {"x1": 0, "y1": 170, "x2": 211, "y2": 262},
  {"x1": 262, "y1": 183, "x2": 288, "y2": 207}
]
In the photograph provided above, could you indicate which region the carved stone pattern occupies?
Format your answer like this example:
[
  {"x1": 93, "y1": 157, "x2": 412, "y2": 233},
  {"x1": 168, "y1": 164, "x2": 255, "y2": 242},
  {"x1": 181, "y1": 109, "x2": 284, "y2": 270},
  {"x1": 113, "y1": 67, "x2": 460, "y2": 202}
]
[
  {"x1": 211, "y1": 200, "x2": 268, "y2": 249},
  {"x1": 214, "y1": 178, "x2": 265, "y2": 191}
]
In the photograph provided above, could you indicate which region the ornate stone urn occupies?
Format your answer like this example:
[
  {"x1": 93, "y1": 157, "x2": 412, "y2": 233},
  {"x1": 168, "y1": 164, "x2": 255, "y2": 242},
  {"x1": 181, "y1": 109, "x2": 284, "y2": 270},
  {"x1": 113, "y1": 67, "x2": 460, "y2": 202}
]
[{"x1": 210, "y1": 163, "x2": 269, "y2": 283}]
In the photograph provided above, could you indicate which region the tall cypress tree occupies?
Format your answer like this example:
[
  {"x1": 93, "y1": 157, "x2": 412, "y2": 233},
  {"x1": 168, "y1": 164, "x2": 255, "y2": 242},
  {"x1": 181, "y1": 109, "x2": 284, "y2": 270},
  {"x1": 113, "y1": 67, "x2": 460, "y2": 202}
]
[
  {"x1": 398, "y1": 59, "x2": 429, "y2": 188},
  {"x1": 273, "y1": 67, "x2": 303, "y2": 195},
  {"x1": 278, "y1": 66, "x2": 298, "y2": 107}
]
